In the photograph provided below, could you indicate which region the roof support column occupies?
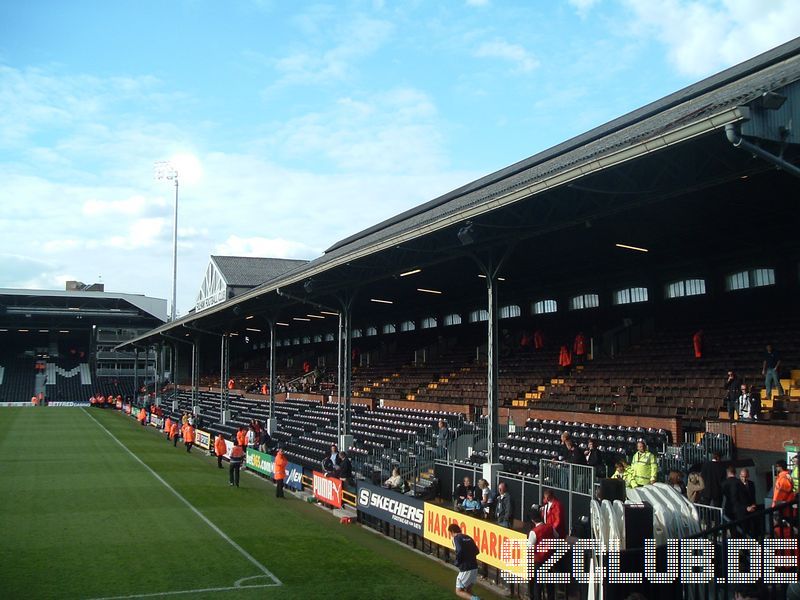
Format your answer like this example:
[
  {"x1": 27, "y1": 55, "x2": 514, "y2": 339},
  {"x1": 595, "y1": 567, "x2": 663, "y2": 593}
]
[
  {"x1": 267, "y1": 319, "x2": 277, "y2": 435},
  {"x1": 220, "y1": 334, "x2": 230, "y2": 425},
  {"x1": 460, "y1": 236, "x2": 516, "y2": 469},
  {"x1": 486, "y1": 271, "x2": 500, "y2": 467},
  {"x1": 336, "y1": 293, "x2": 356, "y2": 450},
  {"x1": 191, "y1": 339, "x2": 199, "y2": 409},
  {"x1": 133, "y1": 347, "x2": 139, "y2": 405}
]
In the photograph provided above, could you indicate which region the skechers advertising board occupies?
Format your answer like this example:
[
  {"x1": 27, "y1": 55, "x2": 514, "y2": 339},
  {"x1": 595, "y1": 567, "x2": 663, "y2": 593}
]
[{"x1": 356, "y1": 481, "x2": 424, "y2": 535}]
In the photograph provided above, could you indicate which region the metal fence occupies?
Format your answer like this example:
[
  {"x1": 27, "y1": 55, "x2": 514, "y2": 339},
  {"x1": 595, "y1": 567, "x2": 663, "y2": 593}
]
[{"x1": 433, "y1": 458, "x2": 596, "y2": 531}]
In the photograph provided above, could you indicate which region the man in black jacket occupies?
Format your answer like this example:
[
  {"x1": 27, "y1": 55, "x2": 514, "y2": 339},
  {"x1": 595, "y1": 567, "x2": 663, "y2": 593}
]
[
  {"x1": 724, "y1": 370, "x2": 741, "y2": 420},
  {"x1": 447, "y1": 523, "x2": 481, "y2": 600},
  {"x1": 335, "y1": 451, "x2": 354, "y2": 487},
  {"x1": 495, "y1": 482, "x2": 513, "y2": 528}
]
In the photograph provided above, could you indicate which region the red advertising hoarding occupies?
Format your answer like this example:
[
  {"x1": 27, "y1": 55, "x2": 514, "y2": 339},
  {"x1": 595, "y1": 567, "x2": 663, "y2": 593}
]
[{"x1": 312, "y1": 471, "x2": 343, "y2": 508}]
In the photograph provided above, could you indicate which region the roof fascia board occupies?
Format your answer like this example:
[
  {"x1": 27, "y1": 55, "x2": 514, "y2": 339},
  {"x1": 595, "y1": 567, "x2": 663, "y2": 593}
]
[{"x1": 118, "y1": 105, "x2": 746, "y2": 349}]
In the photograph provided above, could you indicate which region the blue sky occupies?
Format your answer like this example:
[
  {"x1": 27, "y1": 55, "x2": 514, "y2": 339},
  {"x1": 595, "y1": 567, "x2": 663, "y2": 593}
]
[{"x1": 1, "y1": 0, "x2": 797, "y2": 316}]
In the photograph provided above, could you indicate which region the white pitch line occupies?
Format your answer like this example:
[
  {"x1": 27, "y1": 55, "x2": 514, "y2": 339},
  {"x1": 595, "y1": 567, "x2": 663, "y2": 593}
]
[
  {"x1": 82, "y1": 409, "x2": 282, "y2": 587},
  {"x1": 85, "y1": 583, "x2": 278, "y2": 600}
]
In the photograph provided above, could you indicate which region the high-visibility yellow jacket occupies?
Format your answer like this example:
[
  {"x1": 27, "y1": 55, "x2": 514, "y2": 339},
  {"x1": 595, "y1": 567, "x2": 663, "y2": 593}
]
[{"x1": 629, "y1": 451, "x2": 658, "y2": 487}]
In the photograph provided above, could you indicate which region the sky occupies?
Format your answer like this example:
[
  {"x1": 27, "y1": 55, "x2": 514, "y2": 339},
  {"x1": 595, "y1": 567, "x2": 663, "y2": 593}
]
[{"x1": 1, "y1": 0, "x2": 798, "y2": 317}]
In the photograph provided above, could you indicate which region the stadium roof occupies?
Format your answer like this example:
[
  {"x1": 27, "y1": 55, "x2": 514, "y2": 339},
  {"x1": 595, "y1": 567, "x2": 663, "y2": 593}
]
[
  {"x1": 210, "y1": 256, "x2": 308, "y2": 288},
  {"x1": 0, "y1": 288, "x2": 168, "y2": 322},
  {"x1": 119, "y1": 36, "x2": 800, "y2": 347}
]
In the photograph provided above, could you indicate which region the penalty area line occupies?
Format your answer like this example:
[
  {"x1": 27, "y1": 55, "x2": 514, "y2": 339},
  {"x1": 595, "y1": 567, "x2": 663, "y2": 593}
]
[
  {"x1": 81, "y1": 409, "x2": 282, "y2": 588},
  {"x1": 84, "y1": 582, "x2": 279, "y2": 600}
]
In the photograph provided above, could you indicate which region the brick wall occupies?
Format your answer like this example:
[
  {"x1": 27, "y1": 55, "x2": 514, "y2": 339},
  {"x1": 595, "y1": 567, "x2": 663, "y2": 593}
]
[{"x1": 706, "y1": 420, "x2": 798, "y2": 453}]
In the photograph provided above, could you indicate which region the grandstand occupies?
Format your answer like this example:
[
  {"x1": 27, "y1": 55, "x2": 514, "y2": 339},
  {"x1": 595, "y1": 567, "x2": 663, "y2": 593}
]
[
  {"x1": 0, "y1": 286, "x2": 166, "y2": 404},
  {"x1": 4, "y1": 39, "x2": 800, "y2": 600}
]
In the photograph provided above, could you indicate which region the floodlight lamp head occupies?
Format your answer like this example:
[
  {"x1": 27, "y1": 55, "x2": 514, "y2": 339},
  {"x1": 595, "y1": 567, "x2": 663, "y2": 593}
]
[
  {"x1": 761, "y1": 90, "x2": 787, "y2": 110},
  {"x1": 457, "y1": 222, "x2": 475, "y2": 246},
  {"x1": 154, "y1": 161, "x2": 178, "y2": 181}
]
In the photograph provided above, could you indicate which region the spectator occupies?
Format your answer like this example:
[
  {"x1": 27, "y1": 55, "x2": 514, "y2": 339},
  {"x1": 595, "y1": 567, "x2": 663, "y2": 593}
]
[
  {"x1": 562, "y1": 437, "x2": 583, "y2": 465},
  {"x1": 274, "y1": 446, "x2": 287, "y2": 498},
  {"x1": 322, "y1": 444, "x2": 340, "y2": 475},
  {"x1": 737, "y1": 468, "x2": 758, "y2": 536},
  {"x1": 721, "y1": 466, "x2": 739, "y2": 522},
  {"x1": 384, "y1": 468, "x2": 403, "y2": 491},
  {"x1": 584, "y1": 438, "x2": 602, "y2": 474},
  {"x1": 700, "y1": 453, "x2": 725, "y2": 507},
  {"x1": 436, "y1": 420, "x2": 449, "y2": 459},
  {"x1": 247, "y1": 425, "x2": 257, "y2": 448},
  {"x1": 738, "y1": 384, "x2": 758, "y2": 420},
  {"x1": 495, "y1": 482, "x2": 513, "y2": 528},
  {"x1": 335, "y1": 451, "x2": 353, "y2": 486},
  {"x1": 762, "y1": 343, "x2": 783, "y2": 399},
  {"x1": 454, "y1": 476, "x2": 477, "y2": 510},
  {"x1": 527, "y1": 509, "x2": 555, "y2": 600},
  {"x1": 687, "y1": 469, "x2": 705, "y2": 503},
  {"x1": 629, "y1": 440, "x2": 658, "y2": 487},
  {"x1": 668, "y1": 470, "x2": 687, "y2": 496},
  {"x1": 229, "y1": 442, "x2": 244, "y2": 487},
  {"x1": 460, "y1": 491, "x2": 482, "y2": 516},
  {"x1": 611, "y1": 460, "x2": 630, "y2": 484},
  {"x1": 542, "y1": 489, "x2": 566, "y2": 538},
  {"x1": 259, "y1": 428, "x2": 271, "y2": 453},
  {"x1": 476, "y1": 479, "x2": 494, "y2": 518},
  {"x1": 724, "y1": 370, "x2": 741, "y2": 420},
  {"x1": 446, "y1": 523, "x2": 480, "y2": 600}
]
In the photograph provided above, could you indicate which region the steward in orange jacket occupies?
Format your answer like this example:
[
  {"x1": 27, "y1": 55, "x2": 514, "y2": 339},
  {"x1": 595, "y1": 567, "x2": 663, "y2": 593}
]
[
  {"x1": 236, "y1": 427, "x2": 248, "y2": 449},
  {"x1": 274, "y1": 448, "x2": 288, "y2": 498},
  {"x1": 138, "y1": 408, "x2": 147, "y2": 426},
  {"x1": 773, "y1": 460, "x2": 797, "y2": 520},
  {"x1": 183, "y1": 425, "x2": 195, "y2": 453},
  {"x1": 214, "y1": 434, "x2": 227, "y2": 468},
  {"x1": 164, "y1": 417, "x2": 172, "y2": 440},
  {"x1": 229, "y1": 444, "x2": 245, "y2": 487},
  {"x1": 227, "y1": 378, "x2": 235, "y2": 390},
  {"x1": 170, "y1": 422, "x2": 180, "y2": 447}
]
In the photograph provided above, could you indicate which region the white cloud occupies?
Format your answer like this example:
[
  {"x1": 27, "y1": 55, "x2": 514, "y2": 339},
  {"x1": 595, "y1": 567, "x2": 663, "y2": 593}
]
[
  {"x1": 271, "y1": 16, "x2": 394, "y2": 87},
  {"x1": 260, "y1": 87, "x2": 446, "y2": 174},
  {"x1": 213, "y1": 236, "x2": 318, "y2": 259},
  {"x1": 622, "y1": 0, "x2": 800, "y2": 76},
  {"x1": 0, "y1": 66, "x2": 478, "y2": 314},
  {"x1": 568, "y1": 0, "x2": 601, "y2": 18},
  {"x1": 474, "y1": 40, "x2": 540, "y2": 73},
  {"x1": 82, "y1": 195, "x2": 151, "y2": 217}
]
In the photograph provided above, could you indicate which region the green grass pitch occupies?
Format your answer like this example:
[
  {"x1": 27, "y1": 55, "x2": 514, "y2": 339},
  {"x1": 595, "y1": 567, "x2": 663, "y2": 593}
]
[{"x1": 0, "y1": 408, "x2": 502, "y2": 599}]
